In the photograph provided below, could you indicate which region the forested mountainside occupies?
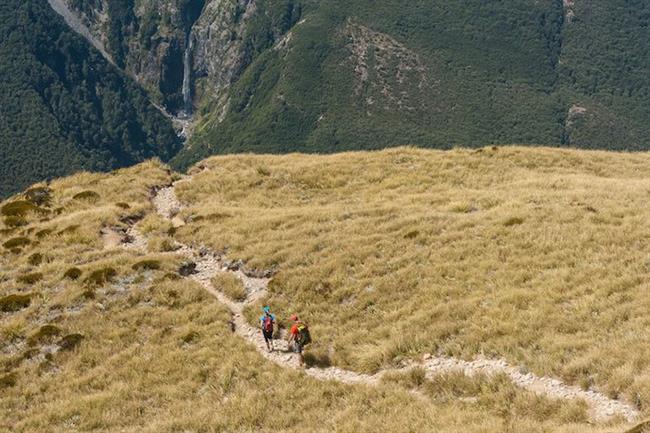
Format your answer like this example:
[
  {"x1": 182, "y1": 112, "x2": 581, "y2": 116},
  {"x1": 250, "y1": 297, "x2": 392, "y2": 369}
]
[
  {"x1": 2, "y1": 0, "x2": 650, "y2": 195},
  {"x1": 0, "y1": 0, "x2": 180, "y2": 198},
  {"x1": 62, "y1": 0, "x2": 649, "y2": 169},
  {"x1": 173, "y1": 0, "x2": 650, "y2": 168}
]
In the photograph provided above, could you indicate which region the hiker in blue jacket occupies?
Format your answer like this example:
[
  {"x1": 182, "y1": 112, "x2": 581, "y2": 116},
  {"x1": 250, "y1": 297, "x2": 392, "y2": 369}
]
[{"x1": 259, "y1": 306, "x2": 276, "y2": 352}]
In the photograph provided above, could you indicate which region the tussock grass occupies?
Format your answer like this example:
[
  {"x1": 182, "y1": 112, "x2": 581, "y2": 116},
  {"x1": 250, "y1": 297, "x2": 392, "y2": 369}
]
[
  {"x1": 0, "y1": 153, "x2": 638, "y2": 433},
  {"x1": 212, "y1": 272, "x2": 247, "y2": 302},
  {"x1": 0, "y1": 294, "x2": 32, "y2": 312},
  {"x1": 175, "y1": 146, "x2": 650, "y2": 416},
  {"x1": 16, "y1": 272, "x2": 43, "y2": 285},
  {"x1": 3, "y1": 237, "x2": 30, "y2": 249}
]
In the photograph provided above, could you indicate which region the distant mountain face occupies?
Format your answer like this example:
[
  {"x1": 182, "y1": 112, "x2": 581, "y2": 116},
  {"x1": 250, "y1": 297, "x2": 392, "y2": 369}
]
[
  {"x1": 2, "y1": 0, "x2": 650, "y2": 195},
  {"x1": 77, "y1": 0, "x2": 643, "y2": 169},
  {"x1": 0, "y1": 0, "x2": 181, "y2": 198}
]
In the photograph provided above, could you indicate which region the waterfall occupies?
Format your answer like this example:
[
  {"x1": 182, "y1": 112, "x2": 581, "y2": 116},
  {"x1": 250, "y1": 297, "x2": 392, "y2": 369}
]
[{"x1": 181, "y1": 33, "x2": 194, "y2": 118}]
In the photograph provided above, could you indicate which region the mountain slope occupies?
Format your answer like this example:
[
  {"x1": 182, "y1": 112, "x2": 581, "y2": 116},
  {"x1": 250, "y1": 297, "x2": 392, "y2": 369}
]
[
  {"x1": 0, "y1": 0, "x2": 181, "y2": 198},
  {"x1": 3, "y1": 147, "x2": 648, "y2": 432},
  {"x1": 166, "y1": 0, "x2": 650, "y2": 168}
]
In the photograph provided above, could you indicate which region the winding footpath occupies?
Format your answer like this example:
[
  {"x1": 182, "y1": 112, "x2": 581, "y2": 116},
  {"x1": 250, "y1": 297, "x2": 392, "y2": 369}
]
[{"x1": 118, "y1": 177, "x2": 640, "y2": 424}]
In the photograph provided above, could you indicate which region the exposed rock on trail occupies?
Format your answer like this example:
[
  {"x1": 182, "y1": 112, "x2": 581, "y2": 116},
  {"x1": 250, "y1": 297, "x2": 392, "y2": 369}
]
[{"x1": 120, "y1": 180, "x2": 640, "y2": 424}]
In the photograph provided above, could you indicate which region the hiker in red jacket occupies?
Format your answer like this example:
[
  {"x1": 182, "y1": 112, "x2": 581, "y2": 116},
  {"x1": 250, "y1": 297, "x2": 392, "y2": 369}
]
[
  {"x1": 287, "y1": 314, "x2": 311, "y2": 366},
  {"x1": 259, "y1": 306, "x2": 276, "y2": 352}
]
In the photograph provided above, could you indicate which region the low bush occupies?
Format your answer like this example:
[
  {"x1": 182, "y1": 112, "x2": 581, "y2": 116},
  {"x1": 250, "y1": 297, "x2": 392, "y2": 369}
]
[
  {"x1": 115, "y1": 202, "x2": 131, "y2": 209},
  {"x1": 0, "y1": 293, "x2": 31, "y2": 312}
]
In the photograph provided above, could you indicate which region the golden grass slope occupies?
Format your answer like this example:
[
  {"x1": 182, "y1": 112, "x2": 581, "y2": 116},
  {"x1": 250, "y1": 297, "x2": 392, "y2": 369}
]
[
  {"x1": 175, "y1": 146, "x2": 650, "y2": 414},
  {"x1": 0, "y1": 148, "x2": 646, "y2": 433}
]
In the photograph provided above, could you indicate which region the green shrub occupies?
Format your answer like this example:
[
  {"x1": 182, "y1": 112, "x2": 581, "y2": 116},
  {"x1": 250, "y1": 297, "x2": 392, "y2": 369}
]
[
  {"x1": 3, "y1": 237, "x2": 30, "y2": 249},
  {"x1": 132, "y1": 259, "x2": 161, "y2": 271},
  {"x1": 82, "y1": 288, "x2": 96, "y2": 300},
  {"x1": 63, "y1": 267, "x2": 82, "y2": 280},
  {"x1": 25, "y1": 187, "x2": 52, "y2": 206},
  {"x1": 17, "y1": 272, "x2": 43, "y2": 284},
  {"x1": 85, "y1": 267, "x2": 117, "y2": 285},
  {"x1": 27, "y1": 324, "x2": 62, "y2": 346},
  {"x1": 0, "y1": 372, "x2": 17, "y2": 389},
  {"x1": 58, "y1": 333, "x2": 84, "y2": 351},
  {"x1": 28, "y1": 252, "x2": 43, "y2": 266},
  {"x1": 0, "y1": 293, "x2": 31, "y2": 312},
  {"x1": 73, "y1": 190, "x2": 100, "y2": 201},
  {"x1": 1, "y1": 201, "x2": 37, "y2": 216},
  {"x1": 4, "y1": 216, "x2": 27, "y2": 227}
]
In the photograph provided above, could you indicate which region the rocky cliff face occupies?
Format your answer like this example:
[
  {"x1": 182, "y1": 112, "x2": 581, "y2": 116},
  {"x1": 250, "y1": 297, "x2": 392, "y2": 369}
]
[{"x1": 64, "y1": 0, "x2": 259, "y2": 118}]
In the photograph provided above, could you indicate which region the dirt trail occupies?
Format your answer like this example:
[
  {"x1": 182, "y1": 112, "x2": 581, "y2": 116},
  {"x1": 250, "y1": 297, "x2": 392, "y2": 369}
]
[{"x1": 121, "y1": 181, "x2": 640, "y2": 423}]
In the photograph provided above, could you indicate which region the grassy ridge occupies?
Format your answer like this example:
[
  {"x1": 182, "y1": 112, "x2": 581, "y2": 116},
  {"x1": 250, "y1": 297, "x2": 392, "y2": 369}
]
[
  {"x1": 175, "y1": 146, "x2": 650, "y2": 414},
  {"x1": 0, "y1": 156, "x2": 611, "y2": 432}
]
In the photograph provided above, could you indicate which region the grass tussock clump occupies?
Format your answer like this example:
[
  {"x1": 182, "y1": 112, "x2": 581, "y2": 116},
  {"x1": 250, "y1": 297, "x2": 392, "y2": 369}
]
[
  {"x1": 1, "y1": 200, "x2": 37, "y2": 217},
  {"x1": 85, "y1": 267, "x2": 117, "y2": 286},
  {"x1": 0, "y1": 293, "x2": 31, "y2": 312},
  {"x1": 72, "y1": 190, "x2": 100, "y2": 201},
  {"x1": 35, "y1": 228, "x2": 52, "y2": 239},
  {"x1": 17, "y1": 272, "x2": 43, "y2": 284},
  {"x1": 211, "y1": 273, "x2": 247, "y2": 302},
  {"x1": 132, "y1": 259, "x2": 161, "y2": 271},
  {"x1": 57, "y1": 333, "x2": 84, "y2": 351},
  {"x1": 63, "y1": 267, "x2": 82, "y2": 280},
  {"x1": 27, "y1": 324, "x2": 62, "y2": 346},
  {"x1": 4, "y1": 216, "x2": 27, "y2": 228},
  {"x1": 0, "y1": 372, "x2": 17, "y2": 389},
  {"x1": 27, "y1": 252, "x2": 43, "y2": 266},
  {"x1": 3, "y1": 237, "x2": 30, "y2": 249}
]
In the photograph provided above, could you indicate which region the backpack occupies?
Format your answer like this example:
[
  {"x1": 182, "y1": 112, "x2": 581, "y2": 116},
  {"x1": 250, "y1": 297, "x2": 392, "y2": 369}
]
[
  {"x1": 263, "y1": 315, "x2": 274, "y2": 333},
  {"x1": 296, "y1": 322, "x2": 311, "y2": 346}
]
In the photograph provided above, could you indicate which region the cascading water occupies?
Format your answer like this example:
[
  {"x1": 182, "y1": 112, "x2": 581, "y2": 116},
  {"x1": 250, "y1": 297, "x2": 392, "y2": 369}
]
[{"x1": 180, "y1": 33, "x2": 194, "y2": 119}]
